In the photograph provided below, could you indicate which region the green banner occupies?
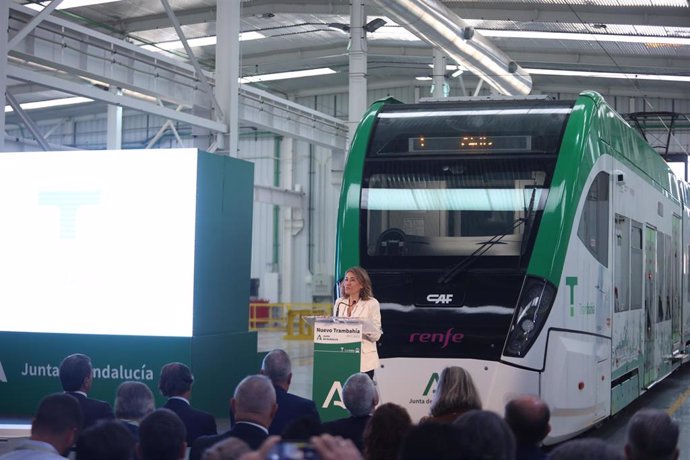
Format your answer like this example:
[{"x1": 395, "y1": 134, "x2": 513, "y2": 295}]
[{"x1": 312, "y1": 321, "x2": 361, "y2": 422}]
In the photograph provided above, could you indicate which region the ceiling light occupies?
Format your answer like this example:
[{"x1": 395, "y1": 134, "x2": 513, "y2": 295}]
[
  {"x1": 416, "y1": 76, "x2": 433, "y2": 81},
  {"x1": 525, "y1": 68, "x2": 690, "y2": 82},
  {"x1": 328, "y1": 23, "x2": 350, "y2": 33},
  {"x1": 478, "y1": 29, "x2": 690, "y2": 46},
  {"x1": 25, "y1": 0, "x2": 121, "y2": 10},
  {"x1": 364, "y1": 18, "x2": 388, "y2": 33},
  {"x1": 5, "y1": 96, "x2": 93, "y2": 113},
  {"x1": 240, "y1": 68, "x2": 336, "y2": 83}
]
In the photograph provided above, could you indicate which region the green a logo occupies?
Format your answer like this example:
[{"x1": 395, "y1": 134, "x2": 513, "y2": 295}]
[
  {"x1": 423, "y1": 372, "x2": 439, "y2": 396},
  {"x1": 322, "y1": 381, "x2": 345, "y2": 409}
]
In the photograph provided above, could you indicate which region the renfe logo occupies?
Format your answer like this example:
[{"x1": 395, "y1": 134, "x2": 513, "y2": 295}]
[
  {"x1": 426, "y1": 294, "x2": 454, "y2": 304},
  {"x1": 409, "y1": 328, "x2": 465, "y2": 349}
]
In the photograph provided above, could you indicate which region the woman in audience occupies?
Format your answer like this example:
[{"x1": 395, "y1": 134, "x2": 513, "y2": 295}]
[
  {"x1": 363, "y1": 403, "x2": 412, "y2": 460},
  {"x1": 422, "y1": 366, "x2": 481, "y2": 423}
]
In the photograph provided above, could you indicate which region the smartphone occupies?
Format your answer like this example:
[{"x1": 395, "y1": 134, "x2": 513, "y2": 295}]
[{"x1": 267, "y1": 441, "x2": 320, "y2": 460}]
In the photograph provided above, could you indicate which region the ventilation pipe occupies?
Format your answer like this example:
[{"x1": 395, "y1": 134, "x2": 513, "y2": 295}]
[{"x1": 370, "y1": 0, "x2": 532, "y2": 96}]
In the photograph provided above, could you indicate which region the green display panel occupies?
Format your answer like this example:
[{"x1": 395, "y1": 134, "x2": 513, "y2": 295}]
[
  {"x1": 312, "y1": 321, "x2": 362, "y2": 422},
  {"x1": 0, "y1": 149, "x2": 257, "y2": 417}
]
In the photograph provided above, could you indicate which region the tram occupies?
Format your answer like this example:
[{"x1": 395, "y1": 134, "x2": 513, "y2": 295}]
[{"x1": 334, "y1": 91, "x2": 690, "y2": 442}]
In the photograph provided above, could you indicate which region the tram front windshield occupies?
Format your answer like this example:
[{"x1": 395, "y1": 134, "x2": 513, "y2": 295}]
[{"x1": 361, "y1": 100, "x2": 572, "y2": 271}]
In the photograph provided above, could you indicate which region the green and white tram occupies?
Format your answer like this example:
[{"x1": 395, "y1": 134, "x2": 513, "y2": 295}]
[{"x1": 334, "y1": 90, "x2": 690, "y2": 442}]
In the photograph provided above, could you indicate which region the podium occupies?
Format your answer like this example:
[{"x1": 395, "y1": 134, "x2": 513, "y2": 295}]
[{"x1": 307, "y1": 316, "x2": 377, "y2": 421}]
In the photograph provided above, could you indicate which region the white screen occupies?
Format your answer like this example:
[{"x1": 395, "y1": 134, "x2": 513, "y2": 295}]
[{"x1": 0, "y1": 149, "x2": 198, "y2": 337}]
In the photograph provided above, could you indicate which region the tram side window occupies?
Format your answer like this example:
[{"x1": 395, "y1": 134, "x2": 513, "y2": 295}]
[
  {"x1": 577, "y1": 172, "x2": 610, "y2": 267},
  {"x1": 630, "y1": 222, "x2": 643, "y2": 310}
]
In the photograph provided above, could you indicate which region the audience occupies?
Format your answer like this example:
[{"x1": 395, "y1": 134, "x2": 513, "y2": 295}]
[
  {"x1": 423, "y1": 366, "x2": 481, "y2": 423},
  {"x1": 362, "y1": 403, "x2": 412, "y2": 460},
  {"x1": 504, "y1": 395, "x2": 550, "y2": 460},
  {"x1": 550, "y1": 438, "x2": 625, "y2": 460},
  {"x1": 28, "y1": 351, "x2": 680, "y2": 460},
  {"x1": 75, "y1": 419, "x2": 135, "y2": 460},
  {"x1": 260, "y1": 349, "x2": 321, "y2": 436},
  {"x1": 322, "y1": 372, "x2": 378, "y2": 452},
  {"x1": 625, "y1": 408, "x2": 679, "y2": 460},
  {"x1": 190, "y1": 375, "x2": 277, "y2": 460},
  {"x1": 114, "y1": 381, "x2": 155, "y2": 441},
  {"x1": 59, "y1": 353, "x2": 115, "y2": 430},
  {"x1": 0, "y1": 393, "x2": 82, "y2": 459},
  {"x1": 159, "y1": 362, "x2": 217, "y2": 446},
  {"x1": 453, "y1": 409, "x2": 516, "y2": 460},
  {"x1": 137, "y1": 408, "x2": 187, "y2": 460},
  {"x1": 398, "y1": 422, "x2": 463, "y2": 460}
]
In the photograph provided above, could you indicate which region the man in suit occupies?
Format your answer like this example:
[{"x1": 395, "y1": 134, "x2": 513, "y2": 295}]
[
  {"x1": 158, "y1": 362, "x2": 217, "y2": 446},
  {"x1": 504, "y1": 395, "x2": 550, "y2": 460},
  {"x1": 137, "y1": 409, "x2": 187, "y2": 460},
  {"x1": 322, "y1": 372, "x2": 378, "y2": 452},
  {"x1": 0, "y1": 393, "x2": 82, "y2": 459},
  {"x1": 189, "y1": 375, "x2": 277, "y2": 460},
  {"x1": 115, "y1": 381, "x2": 155, "y2": 441},
  {"x1": 58, "y1": 353, "x2": 114, "y2": 430},
  {"x1": 261, "y1": 349, "x2": 321, "y2": 435}
]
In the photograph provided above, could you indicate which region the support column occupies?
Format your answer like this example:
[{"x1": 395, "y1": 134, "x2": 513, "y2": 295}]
[
  {"x1": 106, "y1": 87, "x2": 123, "y2": 149},
  {"x1": 347, "y1": 0, "x2": 367, "y2": 155},
  {"x1": 432, "y1": 48, "x2": 447, "y2": 98},
  {"x1": 215, "y1": 0, "x2": 240, "y2": 156},
  {"x1": 0, "y1": 1, "x2": 8, "y2": 151},
  {"x1": 279, "y1": 137, "x2": 295, "y2": 303}
]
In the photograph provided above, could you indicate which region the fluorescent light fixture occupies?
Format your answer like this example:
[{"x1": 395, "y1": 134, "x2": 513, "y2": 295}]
[
  {"x1": 526, "y1": 68, "x2": 690, "y2": 83},
  {"x1": 25, "y1": 0, "x2": 121, "y2": 10},
  {"x1": 140, "y1": 32, "x2": 264, "y2": 52},
  {"x1": 416, "y1": 76, "x2": 433, "y2": 81},
  {"x1": 240, "y1": 68, "x2": 336, "y2": 83},
  {"x1": 478, "y1": 29, "x2": 690, "y2": 46},
  {"x1": 428, "y1": 64, "x2": 469, "y2": 72},
  {"x1": 5, "y1": 96, "x2": 93, "y2": 113},
  {"x1": 362, "y1": 188, "x2": 546, "y2": 211},
  {"x1": 379, "y1": 108, "x2": 572, "y2": 119}
]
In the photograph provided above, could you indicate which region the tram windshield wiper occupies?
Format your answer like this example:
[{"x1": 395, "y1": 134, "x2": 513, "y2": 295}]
[{"x1": 437, "y1": 187, "x2": 538, "y2": 285}]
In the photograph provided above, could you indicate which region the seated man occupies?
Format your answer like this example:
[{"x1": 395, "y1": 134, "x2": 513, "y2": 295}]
[
  {"x1": 159, "y1": 362, "x2": 217, "y2": 445},
  {"x1": 59, "y1": 353, "x2": 114, "y2": 430},
  {"x1": 137, "y1": 409, "x2": 187, "y2": 460},
  {"x1": 115, "y1": 380, "x2": 155, "y2": 441},
  {"x1": 625, "y1": 408, "x2": 679, "y2": 460},
  {"x1": 322, "y1": 373, "x2": 378, "y2": 452},
  {"x1": 504, "y1": 395, "x2": 550, "y2": 460},
  {"x1": 0, "y1": 393, "x2": 82, "y2": 459},
  {"x1": 190, "y1": 375, "x2": 277, "y2": 460},
  {"x1": 76, "y1": 420, "x2": 135, "y2": 460},
  {"x1": 260, "y1": 349, "x2": 321, "y2": 435}
]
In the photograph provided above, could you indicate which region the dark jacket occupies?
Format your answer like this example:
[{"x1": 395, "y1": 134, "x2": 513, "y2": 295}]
[
  {"x1": 322, "y1": 415, "x2": 371, "y2": 452},
  {"x1": 66, "y1": 391, "x2": 114, "y2": 430},
  {"x1": 163, "y1": 398, "x2": 217, "y2": 446},
  {"x1": 189, "y1": 422, "x2": 268, "y2": 460},
  {"x1": 270, "y1": 386, "x2": 321, "y2": 436}
]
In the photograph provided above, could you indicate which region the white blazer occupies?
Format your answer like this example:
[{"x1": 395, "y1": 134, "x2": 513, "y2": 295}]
[{"x1": 333, "y1": 296, "x2": 383, "y2": 372}]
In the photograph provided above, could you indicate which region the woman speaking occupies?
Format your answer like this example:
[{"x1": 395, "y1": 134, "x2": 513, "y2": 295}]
[{"x1": 333, "y1": 266, "x2": 382, "y2": 378}]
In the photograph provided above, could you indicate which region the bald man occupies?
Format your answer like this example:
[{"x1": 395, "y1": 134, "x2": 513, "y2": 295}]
[
  {"x1": 189, "y1": 375, "x2": 277, "y2": 460},
  {"x1": 504, "y1": 395, "x2": 550, "y2": 460}
]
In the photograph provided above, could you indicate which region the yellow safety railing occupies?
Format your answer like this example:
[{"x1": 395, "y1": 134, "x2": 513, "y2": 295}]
[{"x1": 249, "y1": 303, "x2": 331, "y2": 340}]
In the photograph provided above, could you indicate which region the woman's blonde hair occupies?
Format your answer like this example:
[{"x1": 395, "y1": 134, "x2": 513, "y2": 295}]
[
  {"x1": 430, "y1": 366, "x2": 482, "y2": 417},
  {"x1": 345, "y1": 266, "x2": 374, "y2": 300}
]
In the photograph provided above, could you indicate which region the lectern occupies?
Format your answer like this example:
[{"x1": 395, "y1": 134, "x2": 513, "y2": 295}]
[{"x1": 308, "y1": 316, "x2": 378, "y2": 421}]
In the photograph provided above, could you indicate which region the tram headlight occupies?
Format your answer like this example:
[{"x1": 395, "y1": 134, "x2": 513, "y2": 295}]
[{"x1": 503, "y1": 277, "x2": 556, "y2": 358}]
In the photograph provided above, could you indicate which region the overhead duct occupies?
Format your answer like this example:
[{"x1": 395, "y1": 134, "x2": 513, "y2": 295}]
[{"x1": 370, "y1": 0, "x2": 532, "y2": 96}]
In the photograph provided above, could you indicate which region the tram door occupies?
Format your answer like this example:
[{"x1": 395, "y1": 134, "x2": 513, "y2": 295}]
[{"x1": 642, "y1": 225, "x2": 657, "y2": 388}]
